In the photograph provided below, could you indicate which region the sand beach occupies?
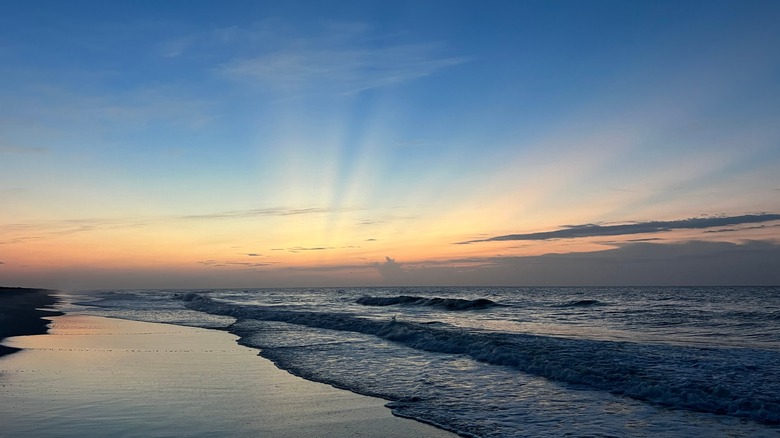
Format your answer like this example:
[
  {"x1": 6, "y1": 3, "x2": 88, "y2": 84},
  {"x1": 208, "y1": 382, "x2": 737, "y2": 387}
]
[{"x1": 0, "y1": 290, "x2": 454, "y2": 437}]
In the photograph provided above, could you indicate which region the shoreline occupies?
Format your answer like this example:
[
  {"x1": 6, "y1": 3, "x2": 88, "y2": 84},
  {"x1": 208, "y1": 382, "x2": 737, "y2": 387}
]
[
  {"x1": 0, "y1": 312, "x2": 456, "y2": 437},
  {"x1": 0, "y1": 287, "x2": 63, "y2": 357}
]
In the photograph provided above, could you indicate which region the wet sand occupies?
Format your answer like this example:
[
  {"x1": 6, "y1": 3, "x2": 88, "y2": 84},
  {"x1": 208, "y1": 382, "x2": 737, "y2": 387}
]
[
  {"x1": 0, "y1": 287, "x2": 62, "y2": 357},
  {"x1": 0, "y1": 314, "x2": 456, "y2": 437}
]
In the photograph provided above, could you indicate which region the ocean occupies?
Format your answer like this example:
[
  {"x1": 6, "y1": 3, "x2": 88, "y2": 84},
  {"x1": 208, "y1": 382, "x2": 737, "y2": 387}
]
[{"x1": 61, "y1": 286, "x2": 780, "y2": 437}]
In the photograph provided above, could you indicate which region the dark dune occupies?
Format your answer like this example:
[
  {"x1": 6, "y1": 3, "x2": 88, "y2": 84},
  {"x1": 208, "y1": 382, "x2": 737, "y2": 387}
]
[{"x1": 0, "y1": 287, "x2": 62, "y2": 357}]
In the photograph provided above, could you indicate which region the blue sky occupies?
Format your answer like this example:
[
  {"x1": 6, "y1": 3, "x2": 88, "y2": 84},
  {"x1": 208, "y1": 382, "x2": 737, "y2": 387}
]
[{"x1": 1, "y1": 1, "x2": 779, "y2": 288}]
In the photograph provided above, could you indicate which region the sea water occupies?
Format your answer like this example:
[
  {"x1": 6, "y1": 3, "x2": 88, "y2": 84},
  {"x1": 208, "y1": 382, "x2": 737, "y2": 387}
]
[{"x1": 63, "y1": 287, "x2": 780, "y2": 437}]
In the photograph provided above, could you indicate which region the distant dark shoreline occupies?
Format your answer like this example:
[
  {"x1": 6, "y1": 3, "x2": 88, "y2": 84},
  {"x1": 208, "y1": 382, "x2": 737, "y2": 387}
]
[{"x1": 0, "y1": 287, "x2": 63, "y2": 357}]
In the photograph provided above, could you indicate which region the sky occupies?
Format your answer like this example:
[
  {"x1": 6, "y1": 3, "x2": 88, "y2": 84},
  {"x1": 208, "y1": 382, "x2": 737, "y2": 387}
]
[{"x1": 1, "y1": 0, "x2": 779, "y2": 289}]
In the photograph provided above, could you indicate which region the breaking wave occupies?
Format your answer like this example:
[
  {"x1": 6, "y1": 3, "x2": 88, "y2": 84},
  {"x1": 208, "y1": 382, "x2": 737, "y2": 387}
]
[
  {"x1": 356, "y1": 295, "x2": 501, "y2": 311},
  {"x1": 556, "y1": 299, "x2": 605, "y2": 307},
  {"x1": 182, "y1": 293, "x2": 780, "y2": 425}
]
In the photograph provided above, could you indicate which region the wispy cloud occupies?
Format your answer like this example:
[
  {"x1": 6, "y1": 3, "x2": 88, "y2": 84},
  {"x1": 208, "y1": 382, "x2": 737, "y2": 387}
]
[
  {"x1": 198, "y1": 259, "x2": 276, "y2": 268},
  {"x1": 0, "y1": 206, "x2": 350, "y2": 244},
  {"x1": 180, "y1": 206, "x2": 355, "y2": 220},
  {"x1": 221, "y1": 45, "x2": 466, "y2": 95},
  {"x1": 281, "y1": 245, "x2": 361, "y2": 253},
  {"x1": 0, "y1": 218, "x2": 145, "y2": 245},
  {"x1": 460, "y1": 214, "x2": 780, "y2": 244},
  {"x1": 8, "y1": 85, "x2": 215, "y2": 135},
  {"x1": 288, "y1": 246, "x2": 333, "y2": 253},
  {"x1": 211, "y1": 21, "x2": 467, "y2": 95},
  {"x1": 704, "y1": 224, "x2": 779, "y2": 234},
  {"x1": 0, "y1": 145, "x2": 49, "y2": 155},
  {"x1": 157, "y1": 36, "x2": 196, "y2": 58}
]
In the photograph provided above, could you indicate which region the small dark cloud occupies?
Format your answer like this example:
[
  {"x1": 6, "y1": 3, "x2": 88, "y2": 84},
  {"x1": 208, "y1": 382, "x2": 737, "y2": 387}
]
[
  {"x1": 225, "y1": 261, "x2": 275, "y2": 267},
  {"x1": 704, "y1": 224, "x2": 775, "y2": 234},
  {"x1": 507, "y1": 244, "x2": 533, "y2": 249},
  {"x1": 0, "y1": 261, "x2": 4, "y2": 265},
  {"x1": 626, "y1": 238, "x2": 665, "y2": 242},
  {"x1": 198, "y1": 259, "x2": 275, "y2": 268},
  {"x1": 245, "y1": 253, "x2": 261, "y2": 257},
  {"x1": 460, "y1": 214, "x2": 780, "y2": 244},
  {"x1": 288, "y1": 246, "x2": 334, "y2": 253},
  {"x1": 365, "y1": 238, "x2": 378, "y2": 242}
]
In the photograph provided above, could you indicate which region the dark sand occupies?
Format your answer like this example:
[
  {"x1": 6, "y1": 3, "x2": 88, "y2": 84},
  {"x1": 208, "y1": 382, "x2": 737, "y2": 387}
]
[{"x1": 0, "y1": 287, "x2": 62, "y2": 357}]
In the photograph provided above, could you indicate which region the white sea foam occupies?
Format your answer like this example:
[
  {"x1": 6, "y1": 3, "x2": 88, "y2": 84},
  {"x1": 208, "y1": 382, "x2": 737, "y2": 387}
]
[
  {"x1": 69, "y1": 286, "x2": 780, "y2": 437},
  {"x1": 182, "y1": 293, "x2": 780, "y2": 425}
]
